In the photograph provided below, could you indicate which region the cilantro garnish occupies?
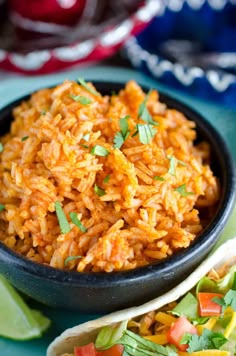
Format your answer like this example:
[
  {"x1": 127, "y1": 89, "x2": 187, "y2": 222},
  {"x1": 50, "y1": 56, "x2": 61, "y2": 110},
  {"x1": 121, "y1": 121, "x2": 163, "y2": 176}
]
[
  {"x1": 175, "y1": 184, "x2": 194, "y2": 197},
  {"x1": 168, "y1": 156, "x2": 176, "y2": 175},
  {"x1": 114, "y1": 116, "x2": 130, "y2": 149},
  {"x1": 138, "y1": 91, "x2": 158, "y2": 126},
  {"x1": 69, "y1": 212, "x2": 87, "y2": 233},
  {"x1": 78, "y1": 78, "x2": 99, "y2": 96},
  {"x1": 0, "y1": 143, "x2": 3, "y2": 152},
  {"x1": 21, "y1": 136, "x2": 29, "y2": 142},
  {"x1": 168, "y1": 156, "x2": 187, "y2": 176},
  {"x1": 94, "y1": 184, "x2": 106, "y2": 197},
  {"x1": 213, "y1": 274, "x2": 236, "y2": 312},
  {"x1": 69, "y1": 94, "x2": 92, "y2": 105},
  {"x1": 82, "y1": 133, "x2": 90, "y2": 142},
  {"x1": 154, "y1": 176, "x2": 164, "y2": 181},
  {"x1": 136, "y1": 124, "x2": 157, "y2": 145},
  {"x1": 91, "y1": 145, "x2": 110, "y2": 157},
  {"x1": 64, "y1": 255, "x2": 82, "y2": 266},
  {"x1": 40, "y1": 110, "x2": 46, "y2": 116},
  {"x1": 0, "y1": 204, "x2": 5, "y2": 212},
  {"x1": 81, "y1": 144, "x2": 89, "y2": 149},
  {"x1": 103, "y1": 175, "x2": 110, "y2": 183},
  {"x1": 54, "y1": 201, "x2": 71, "y2": 234},
  {"x1": 181, "y1": 329, "x2": 228, "y2": 353}
]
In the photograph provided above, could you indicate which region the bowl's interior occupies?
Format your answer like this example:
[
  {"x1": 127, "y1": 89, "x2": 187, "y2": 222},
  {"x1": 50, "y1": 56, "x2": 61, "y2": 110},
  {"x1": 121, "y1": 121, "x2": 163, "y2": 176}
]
[{"x1": 0, "y1": 80, "x2": 235, "y2": 286}]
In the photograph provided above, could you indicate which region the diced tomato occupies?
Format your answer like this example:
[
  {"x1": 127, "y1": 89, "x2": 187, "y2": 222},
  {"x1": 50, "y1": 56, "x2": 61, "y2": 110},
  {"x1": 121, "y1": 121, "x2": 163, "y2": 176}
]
[
  {"x1": 167, "y1": 316, "x2": 198, "y2": 351},
  {"x1": 198, "y1": 292, "x2": 223, "y2": 317},
  {"x1": 98, "y1": 344, "x2": 124, "y2": 356},
  {"x1": 74, "y1": 343, "x2": 97, "y2": 356}
]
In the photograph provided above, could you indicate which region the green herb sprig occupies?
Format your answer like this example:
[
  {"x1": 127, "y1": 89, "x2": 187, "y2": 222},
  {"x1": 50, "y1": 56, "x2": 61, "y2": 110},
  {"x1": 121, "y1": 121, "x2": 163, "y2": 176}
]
[
  {"x1": 55, "y1": 201, "x2": 71, "y2": 234},
  {"x1": 181, "y1": 329, "x2": 228, "y2": 353},
  {"x1": 78, "y1": 78, "x2": 99, "y2": 96},
  {"x1": 175, "y1": 184, "x2": 194, "y2": 197},
  {"x1": 91, "y1": 145, "x2": 110, "y2": 157},
  {"x1": 69, "y1": 212, "x2": 87, "y2": 233},
  {"x1": 69, "y1": 95, "x2": 92, "y2": 105},
  {"x1": 114, "y1": 116, "x2": 130, "y2": 149}
]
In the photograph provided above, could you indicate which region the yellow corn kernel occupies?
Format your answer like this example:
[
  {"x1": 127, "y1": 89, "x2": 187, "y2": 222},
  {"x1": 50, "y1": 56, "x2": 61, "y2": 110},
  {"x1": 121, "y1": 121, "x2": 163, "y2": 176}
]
[
  {"x1": 196, "y1": 318, "x2": 217, "y2": 335},
  {"x1": 224, "y1": 311, "x2": 236, "y2": 338},
  {"x1": 155, "y1": 311, "x2": 177, "y2": 326},
  {"x1": 178, "y1": 351, "x2": 230, "y2": 356},
  {"x1": 144, "y1": 333, "x2": 168, "y2": 345}
]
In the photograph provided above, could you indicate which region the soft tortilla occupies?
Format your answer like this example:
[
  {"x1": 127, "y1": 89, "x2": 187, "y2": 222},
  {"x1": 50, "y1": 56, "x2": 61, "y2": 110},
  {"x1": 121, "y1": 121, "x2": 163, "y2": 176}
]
[{"x1": 47, "y1": 237, "x2": 236, "y2": 356}]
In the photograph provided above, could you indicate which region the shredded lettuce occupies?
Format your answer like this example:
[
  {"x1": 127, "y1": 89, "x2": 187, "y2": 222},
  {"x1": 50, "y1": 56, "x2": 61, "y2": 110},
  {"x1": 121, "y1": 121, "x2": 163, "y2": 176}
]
[
  {"x1": 95, "y1": 320, "x2": 128, "y2": 350},
  {"x1": 171, "y1": 292, "x2": 199, "y2": 321}
]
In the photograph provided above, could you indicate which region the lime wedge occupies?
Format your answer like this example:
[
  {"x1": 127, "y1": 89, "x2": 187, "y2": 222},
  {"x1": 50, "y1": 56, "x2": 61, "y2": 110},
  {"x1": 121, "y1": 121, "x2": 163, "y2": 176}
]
[{"x1": 0, "y1": 275, "x2": 51, "y2": 340}]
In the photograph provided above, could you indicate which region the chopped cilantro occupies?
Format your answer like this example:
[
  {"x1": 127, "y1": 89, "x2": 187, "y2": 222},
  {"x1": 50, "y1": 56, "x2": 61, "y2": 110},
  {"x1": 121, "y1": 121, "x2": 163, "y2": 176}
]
[
  {"x1": 138, "y1": 91, "x2": 158, "y2": 126},
  {"x1": 181, "y1": 329, "x2": 228, "y2": 353},
  {"x1": 40, "y1": 110, "x2": 46, "y2": 116},
  {"x1": 94, "y1": 184, "x2": 106, "y2": 197},
  {"x1": 213, "y1": 275, "x2": 236, "y2": 312},
  {"x1": 168, "y1": 156, "x2": 176, "y2": 175},
  {"x1": 114, "y1": 132, "x2": 125, "y2": 149},
  {"x1": 21, "y1": 136, "x2": 29, "y2": 142},
  {"x1": 91, "y1": 145, "x2": 109, "y2": 157},
  {"x1": 0, "y1": 143, "x2": 3, "y2": 152},
  {"x1": 103, "y1": 175, "x2": 110, "y2": 183},
  {"x1": 78, "y1": 78, "x2": 99, "y2": 96},
  {"x1": 69, "y1": 212, "x2": 87, "y2": 233},
  {"x1": 154, "y1": 176, "x2": 164, "y2": 181},
  {"x1": 82, "y1": 133, "x2": 90, "y2": 142},
  {"x1": 114, "y1": 116, "x2": 130, "y2": 149},
  {"x1": 64, "y1": 255, "x2": 82, "y2": 266},
  {"x1": 54, "y1": 201, "x2": 71, "y2": 234},
  {"x1": 175, "y1": 184, "x2": 194, "y2": 197},
  {"x1": 80, "y1": 144, "x2": 89, "y2": 149},
  {"x1": 136, "y1": 124, "x2": 157, "y2": 145},
  {"x1": 69, "y1": 94, "x2": 92, "y2": 105},
  {"x1": 0, "y1": 204, "x2": 5, "y2": 212}
]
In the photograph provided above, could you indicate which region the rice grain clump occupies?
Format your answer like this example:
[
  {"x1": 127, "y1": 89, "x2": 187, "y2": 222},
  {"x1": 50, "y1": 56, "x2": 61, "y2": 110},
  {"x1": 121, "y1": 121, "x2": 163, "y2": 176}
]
[{"x1": 0, "y1": 80, "x2": 219, "y2": 272}]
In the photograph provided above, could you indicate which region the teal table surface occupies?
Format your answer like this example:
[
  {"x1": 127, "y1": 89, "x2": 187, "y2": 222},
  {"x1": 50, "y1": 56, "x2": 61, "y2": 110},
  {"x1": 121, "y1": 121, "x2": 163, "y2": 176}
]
[{"x1": 0, "y1": 66, "x2": 235, "y2": 356}]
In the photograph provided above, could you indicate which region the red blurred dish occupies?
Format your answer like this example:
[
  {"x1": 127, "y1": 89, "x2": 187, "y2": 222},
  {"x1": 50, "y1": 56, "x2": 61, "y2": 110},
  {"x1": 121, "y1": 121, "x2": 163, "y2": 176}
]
[{"x1": 0, "y1": 0, "x2": 160, "y2": 74}]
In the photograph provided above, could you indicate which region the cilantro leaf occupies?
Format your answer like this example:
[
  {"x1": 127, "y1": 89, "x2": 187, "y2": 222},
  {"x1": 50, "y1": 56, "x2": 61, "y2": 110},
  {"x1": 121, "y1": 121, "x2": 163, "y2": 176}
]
[
  {"x1": 120, "y1": 116, "x2": 130, "y2": 138},
  {"x1": 0, "y1": 204, "x2": 5, "y2": 212},
  {"x1": 213, "y1": 288, "x2": 236, "y2": 312},
  {"x1": 168, "y1": 156, "x2": 176, "y2": 175},
  {"x1": 138, "y1": 91, "x2": 158, "y2": 126},
  {"x1": 69, "y1": 212, "x2": 87, "y2": 233},
  {"x1": 181, "y1": 329, "x2": 228, "y2": 353},
  {"x1": 91, "y1": 145, "x2": 110, "y2": 157},
  {"x1": 153, "y1": 176, "x2": 164, "y2": 181},
  {"x1": 0, "y1": 143, "x2": 3, "y2": 153},
  {"x1": 21, "y1": 136, "x2": 29, "y2": 142},
  {"x1": 78, "y1": 78, "x2": 99, "y2": 96},
  {"x1": 137, "y1": 124, "x2": 157, "y2": 145},
  {"x1": 69, "y1": 95, "x2": 92, "y2": 105},
  {"x1": 103, "y1": 175, "x2": 110, "y2": 183},
  {"x1": 114, "y1": 132, "x2": 125, "y2": 149},
  {"x1": 81, "y1": 144, "x2": 89, "y2": 149},
  {"x1": 82, "y1": 133, "x2": 90, "y2": 142},
  {"x1": 114, "y1": 116, "x2": 130, "y2": 149},
  {"x1": 64, "y1": 255, "x2": 82, "y2": 266},
  {"x1": 54, "y1": 201, "x2": 71, "y2": 234},
  {"x1": 175, "y1": 184, "x2": 194, "y2": 197},
  {"x1": 94, "y1": 184, "x2": 106, "y2": 197},
  {"x1": 40, "y1": 109, "x2": 46, "y2": 116}
]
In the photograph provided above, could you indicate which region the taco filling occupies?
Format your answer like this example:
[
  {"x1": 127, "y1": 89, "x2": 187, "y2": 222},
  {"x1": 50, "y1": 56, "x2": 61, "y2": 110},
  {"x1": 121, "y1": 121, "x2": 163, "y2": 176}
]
[{"x1": 63, "y1": 263, "x2": 236, "y2": 356}]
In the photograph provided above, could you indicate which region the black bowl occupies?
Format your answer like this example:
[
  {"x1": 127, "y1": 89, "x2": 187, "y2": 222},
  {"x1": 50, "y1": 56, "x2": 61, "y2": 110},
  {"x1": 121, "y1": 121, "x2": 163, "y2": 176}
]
[{"x1": 0, "y1": 81, "x2": 235, "y2": 313}]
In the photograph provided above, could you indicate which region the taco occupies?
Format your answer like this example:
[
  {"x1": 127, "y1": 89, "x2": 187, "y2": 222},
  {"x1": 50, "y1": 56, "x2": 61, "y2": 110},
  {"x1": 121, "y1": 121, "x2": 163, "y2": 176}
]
[{"x1": 47, "y1": 237, "x2": 236, "y2": 356}]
